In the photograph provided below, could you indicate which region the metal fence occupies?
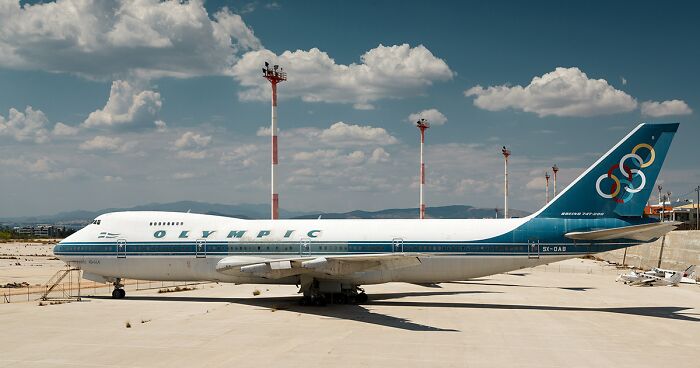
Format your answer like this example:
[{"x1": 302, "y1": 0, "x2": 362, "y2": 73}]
[{"x1": 1, "y1": 278, "x2": 211, "y2": 304}]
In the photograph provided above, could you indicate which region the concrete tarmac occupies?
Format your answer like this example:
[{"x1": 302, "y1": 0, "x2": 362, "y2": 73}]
[{"x1": 1, "y1": 258, "x2": 699, "y2": 367}]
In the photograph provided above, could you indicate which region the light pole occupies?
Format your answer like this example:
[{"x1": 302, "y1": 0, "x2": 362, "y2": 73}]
[
  {"x1": 502, "y1": 146, "x2": 511, "y2": 219},
  {"x1": 658, "y1": 185, "x2": 663, "y2": 222},
  {"x1": 416, "y1": 119, "x2": 430, "y2": 219},
  {"x1": 262, "y1": 62, "x2": 287, "y2": 220},
  {"x1": 551, "y1": 164, "x2": 559, "y2": 197},
  {"x1": 545, "y1": 171, "x2": 550, "y2": 204},
  {"x1": 695, "y1": 186, "x2": 700, "y2": 230}
]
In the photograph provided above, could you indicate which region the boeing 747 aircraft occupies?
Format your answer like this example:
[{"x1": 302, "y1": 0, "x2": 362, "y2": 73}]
[{"x1": 55, "y1": 123, "x2": 679, "y2": 305}]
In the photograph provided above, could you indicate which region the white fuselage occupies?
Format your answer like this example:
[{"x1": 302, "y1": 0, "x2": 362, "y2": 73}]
[{"x1": 55, "y1": 211, "x2": 585, "y2": 286}]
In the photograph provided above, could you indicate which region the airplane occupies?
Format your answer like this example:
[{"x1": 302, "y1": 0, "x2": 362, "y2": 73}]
[
  {"x1": 617, "y1": 265, "x2": 696, "y2": 286},
  {"x1": 54, "y1": 123, "x2": 680, "y2": 305}
]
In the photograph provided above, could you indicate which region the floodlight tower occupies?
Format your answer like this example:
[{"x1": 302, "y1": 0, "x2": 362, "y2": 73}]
[
  {"x1": 416, "y1": 118, "x2": 430, "y2": 219},
  {"x1": 658, "y1": 184, "x2": 663, "y2": 222},
  {"x1": 502, "y1": 146, "x2": 511, "y2": 219},
  {"x1": 262, "y1": 62, "x2": 287, "y2": 220},
  {"x1": 545, "y1": 171, "x2": 550, "y2": 204},
  {"x1": 551, "y1": 164, "x2": 559, "y2": 197}
]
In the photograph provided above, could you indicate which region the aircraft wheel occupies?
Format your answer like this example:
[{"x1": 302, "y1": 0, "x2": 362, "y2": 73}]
[
  {"x1": 112, "y1": 289, "x2": 120, "y2": 299},
  {"x1": 313, "y1": 295, "x2": 327, "y2": 306},
  {"x1": 118, "y1": 289, "x2": 126, "y2": 299},
  {"x1": 357, "y1": 292, "x2": 368, "y2": 304}
]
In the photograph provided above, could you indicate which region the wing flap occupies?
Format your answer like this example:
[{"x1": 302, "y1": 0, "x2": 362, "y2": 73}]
[
  {"x1": 216, "y1": 253, "x2": 423, "y2": 278},
  {"x1": 565, "y1": 221, "x2": 680, "y2": 241}
]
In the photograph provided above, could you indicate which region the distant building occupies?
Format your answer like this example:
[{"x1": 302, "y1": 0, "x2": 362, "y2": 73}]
[{"x1": 12, "y1": 224, "x2": 68, "y2": 238}]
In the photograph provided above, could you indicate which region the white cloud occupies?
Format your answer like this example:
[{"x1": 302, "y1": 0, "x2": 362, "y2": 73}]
[
  {"x1": 465, "y1": 67, "x2": 638, "y2": 117},
  {"x1": 52, "y1": 122, "x2": 79, "y2": 136},
  {"x1": 369, "y1": 147, "x2": 390, "y2": 163},
  {"x1": 79, "y1": 135, "x2": 133, "y2": 152},
  {"x1": 177, "y1": 150, "x2": 208, "y2": 160},
  {"x1": 174, "y1": 131, "x2": 212, "y2": 149},
  {"x1": 407, "y1": 108, "x2": 447, "y2": 126},
  {"x1": 0, "y1": 0, "x2": 261, "y2": 80},
  {"x1": 292, "y1": 149, "x2": 366, "y2": 167},
  {"x1": 0, "y1": 106, "x2": 50, "y2": 143},
  {"x1": 154, "y1": 120, "x2": 167, "y2": 132},
  {"x1": 317, "y1": 122, "x2": 398, "y2": 146},
  {"x1": 232, "y1": 44, "x2": 454, "y2": 107},
  {"x1": 641, "y1": 100, "x2": 692, "y2": 117},
  {"x1": 256, "y1": 126, "x2": 271, "y2": 136},
  {"x1": 220, "y1": 144, "x2": 260, "y2": 167},
  {"x1": 83, "y1": 80, "x2": 162, "y2": 128}
]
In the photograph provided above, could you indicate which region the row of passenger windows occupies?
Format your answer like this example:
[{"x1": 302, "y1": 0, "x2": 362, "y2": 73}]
[
  {"x1": 91, "y1": 220, "x2": 101, "y2": 225},
  {"x1": 149, "y1": 221, "x2": 183, "y2": 226}
]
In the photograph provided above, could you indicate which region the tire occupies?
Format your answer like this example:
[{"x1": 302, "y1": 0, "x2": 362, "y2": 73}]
[
  {"x1": 111, "y1": 289, "x2": 120, "y2": 299},
  {"x1": 357, "y1": 293, "x2": 368, "y2": 303},
  {"x1": 118, "y1": 289, "x2": 126, "y2": 299}
]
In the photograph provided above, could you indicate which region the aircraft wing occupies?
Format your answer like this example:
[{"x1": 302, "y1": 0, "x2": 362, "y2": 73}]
[
  {"x1": 216, "y1": 253, "x2": 423, "y2": 279},
  {"x1": 564, "y1": 221, "x2": 680, "y2": 241}
]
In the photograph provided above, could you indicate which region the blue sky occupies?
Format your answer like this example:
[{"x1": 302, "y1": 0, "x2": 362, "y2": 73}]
[{"x1": 1, "y1": 0, "x2": 698, "y2": 217}]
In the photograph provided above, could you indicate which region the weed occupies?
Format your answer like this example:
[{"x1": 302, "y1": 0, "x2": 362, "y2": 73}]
[{"x1": 252, "y1": 289, "x2": 261, "y2": 296}]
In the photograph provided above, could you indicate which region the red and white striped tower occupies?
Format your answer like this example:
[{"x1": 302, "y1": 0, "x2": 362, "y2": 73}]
[
  {"x1": 416, "y1": 118, "x2": 430, "y2": 219},
  {"x1": 501, "y1": 146, "x2": 511, "y2": 219},
  {"x1": 551, "y1": 164, "x2": 559, "y2": 197},
  {"x1": 545, "y1": 171, "x2": 550, "y2": 204},
  {"x1": 262, "y1": 62, "x2": 287, "y2": 220}
]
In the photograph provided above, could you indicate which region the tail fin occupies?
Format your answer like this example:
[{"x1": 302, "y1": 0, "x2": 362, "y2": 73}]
[
  {"x1": 684, "y1": 265, "x2": 696, "y2": 277},
  {"x1": 669, "y1": 269, "x2": 685, "y2": 284},
  {"x1": 534, "y1": 123, "x2": 679, "y2": 219}
]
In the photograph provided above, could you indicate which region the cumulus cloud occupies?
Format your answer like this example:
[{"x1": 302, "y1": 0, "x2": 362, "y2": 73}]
[
  {"x1": 83, "y1": 80, "x2": 162, "y2": 128},
  {"x1": 407, "y1": 108, "x2": 447, "y2": 125},
  {"x1": 641, "y1": 100, "x2": 692, "y2": 117},
  {"x1": 232, "y1": 44, "x2": 454, "y2": 107},
  {"x1": 0, "y1": 0, "x2": 261, "y2": 80},
  {"x1": 174, "y1": 131, "x2": 212, "y2": 149},
  {"x1": 0, "y1": 106, "x2": 50, "y2": 143},
  {"x1": 173, "y1": 131, "x2": 212, "y2": 159},
  {"x1": 292, "y1": 149, "x2": 366, "y2": 167},
  {"x1": 52, "y1": 122, "x2": 79, "y2": 136},
  {"x1": 0, "y1": 156, "x2": 86, "y2": 180},
  {"x1": 369, "y1": 147, "x2": 390, "y2": 163},
  {"x1": 465, "y1": 67, "x2": 638, "y2": 117},
  {"x1": 79, "y1": 135, "x2": 133, "y2": 152},
  {"x1": 317, "y1": 122, "x2": 398, "y2": 146},
  {"x1": 154, "y1": 120, "x2": 167, "y2": 132}
]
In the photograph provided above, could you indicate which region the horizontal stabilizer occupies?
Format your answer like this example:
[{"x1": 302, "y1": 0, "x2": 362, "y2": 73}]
[{"x1": 565, "y1": 221, "x2": 680, "y2": 241}]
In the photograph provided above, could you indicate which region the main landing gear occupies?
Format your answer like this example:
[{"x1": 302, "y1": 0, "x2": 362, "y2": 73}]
[
  {"x1": 298, "y1": 279, "x2": 368, "y2": 306},
  {"x1": 111, "y1": 278, "x2": 126, "y2": 299}
]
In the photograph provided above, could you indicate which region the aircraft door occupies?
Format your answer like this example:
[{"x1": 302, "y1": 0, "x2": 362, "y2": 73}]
[
  {"x1": 392, "y1": 238, "x2": 404, "y2": 253},
  {"x1": 195, "y1": 239, "x2": 206, "y2": 258},
  {"x1": 117, "y1": 239, "x2": 126, "y2": 259},
  {"x1": 528, "y1": 240, "x2": 540, "y2": 259},
  {"x1": 300, "y1": 238, "x2": 311, "y2": 256}
]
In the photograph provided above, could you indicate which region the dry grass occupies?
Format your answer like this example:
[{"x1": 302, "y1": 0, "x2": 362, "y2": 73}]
[{"x1": 157, "y1": 286, "x2": 195, "y2": 294}]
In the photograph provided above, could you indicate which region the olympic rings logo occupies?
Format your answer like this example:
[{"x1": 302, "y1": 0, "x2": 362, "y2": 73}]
[{"x1": 595, "y1": 143, "x2": 655, "y2": 203}]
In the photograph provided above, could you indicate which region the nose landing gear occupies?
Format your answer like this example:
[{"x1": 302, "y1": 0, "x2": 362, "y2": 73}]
[{"x1": 111, "y1": 278, "x2": 125, "y2": 299}]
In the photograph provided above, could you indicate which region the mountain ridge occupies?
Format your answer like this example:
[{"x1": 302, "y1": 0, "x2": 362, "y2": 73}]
[{"x1": 1, "y1": 201, "x2": 530, "y2": 225}]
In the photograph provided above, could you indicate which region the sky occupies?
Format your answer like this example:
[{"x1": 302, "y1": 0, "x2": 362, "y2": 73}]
[{"x1": 1, "y1": 0, "x2": 698, "y2": 217}]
